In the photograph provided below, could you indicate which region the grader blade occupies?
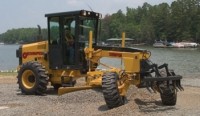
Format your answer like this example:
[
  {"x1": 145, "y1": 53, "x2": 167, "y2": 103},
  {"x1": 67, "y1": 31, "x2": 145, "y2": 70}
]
[{"x1": 58, "y1": 86, "x2": 94, "y2": 95}]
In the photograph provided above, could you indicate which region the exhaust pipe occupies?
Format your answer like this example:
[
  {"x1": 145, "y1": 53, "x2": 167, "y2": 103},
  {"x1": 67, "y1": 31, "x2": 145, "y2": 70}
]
[{"x1": 37, "y1": 25, "x2": 42, "y2": 41}]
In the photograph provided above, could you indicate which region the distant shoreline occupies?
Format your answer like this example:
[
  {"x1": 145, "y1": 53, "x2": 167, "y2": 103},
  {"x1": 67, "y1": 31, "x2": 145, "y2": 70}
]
[{"x1": 0, "y1": 70, "x2": 17, "y2": 73}]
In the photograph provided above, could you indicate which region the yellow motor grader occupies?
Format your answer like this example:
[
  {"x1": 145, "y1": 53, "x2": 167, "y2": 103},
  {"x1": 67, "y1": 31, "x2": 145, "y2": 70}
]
[{"x1": 16, "y1": 10, "x2": 183, "y2": 109}]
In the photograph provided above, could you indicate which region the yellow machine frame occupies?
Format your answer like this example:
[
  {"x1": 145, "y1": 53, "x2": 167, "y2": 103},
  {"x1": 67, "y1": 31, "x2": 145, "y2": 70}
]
[
  {"x1": 17, "y1": 31, "x2": 150, "y2": 96},
  {"x1": 16, "y1": 10, "x2": 182, "y2": 109},
  {"x1": 57, "y1": 31, "x2": 150, "y2": 96}
]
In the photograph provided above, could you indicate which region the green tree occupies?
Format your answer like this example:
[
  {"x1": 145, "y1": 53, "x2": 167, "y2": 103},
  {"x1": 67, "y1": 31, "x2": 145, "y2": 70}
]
[{"x1": 0, "y1": 28, "x2": 47, "y2": 44}]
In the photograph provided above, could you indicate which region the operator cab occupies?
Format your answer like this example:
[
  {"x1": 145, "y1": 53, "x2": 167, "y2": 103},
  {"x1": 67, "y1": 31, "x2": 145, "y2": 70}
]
[{"x1": 45, "y1": 10, "x2": 101, "y2": 70}]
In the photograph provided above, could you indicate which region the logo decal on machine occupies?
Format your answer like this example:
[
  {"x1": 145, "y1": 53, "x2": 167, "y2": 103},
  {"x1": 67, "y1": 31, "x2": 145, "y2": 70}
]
[
  {"x1": 22, "y1": 52, "x2": 43, "y2": 59},
  {"x1": 109, "y1": 52, "x2": 122, "y2": 57}
]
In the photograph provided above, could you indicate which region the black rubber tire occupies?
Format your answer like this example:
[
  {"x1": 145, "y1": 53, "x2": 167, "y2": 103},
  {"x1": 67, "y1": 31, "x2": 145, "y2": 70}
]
[
  {"x1": 159, "y1": 69, "x2": 177, "y2": 106},
  {"x1": 102, "y1": 72, "x2": 125, "y2": 109},
  {"x1": 160, "y1": 86, "x2": 177, "y2": 106},
  {"x1": 17, "y1": 61, "x2": 48, "y2": 95}
]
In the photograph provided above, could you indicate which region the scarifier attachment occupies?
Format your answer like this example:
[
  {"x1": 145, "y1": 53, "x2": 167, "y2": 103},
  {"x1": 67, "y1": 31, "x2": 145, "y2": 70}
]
[{"x1": 141, "y1": 61, "x2": 183, "y2": 93}]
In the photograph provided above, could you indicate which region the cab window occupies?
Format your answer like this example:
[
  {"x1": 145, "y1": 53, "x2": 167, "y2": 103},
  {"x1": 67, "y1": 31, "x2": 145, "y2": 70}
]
[
  {"x1": 49, "y1": 17, "x2": 60, "y2": 45},
  {"x1": 79, "y1": 17, "x2": 97, "y2": 46}
]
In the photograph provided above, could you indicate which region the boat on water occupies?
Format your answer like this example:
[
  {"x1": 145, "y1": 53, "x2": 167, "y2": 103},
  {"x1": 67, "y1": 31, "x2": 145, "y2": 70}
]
[
  {"x1": 171, "y1": 42, "x2": 185, "y2": 48},
  {"x1": 153, "y1": 40, "x2": 198, "y2": 48},
  {"x1": 153, "y1": 40, "x2": 172, "y2": 48},
  {"x1": 153, "y1": 41, "x2": 166, "y2": 48},
  {"x1": 179, "y1": 42, "x2": 198, "y2": 48},
  {"x1": 0, "y1": 42, "x2": 4, "y2": 45}
]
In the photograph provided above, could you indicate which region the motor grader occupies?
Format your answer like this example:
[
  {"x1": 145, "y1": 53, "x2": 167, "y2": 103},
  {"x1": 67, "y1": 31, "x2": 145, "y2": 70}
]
[{"x1": 16, "y1": 10, "x2": 183, "y2": 109}]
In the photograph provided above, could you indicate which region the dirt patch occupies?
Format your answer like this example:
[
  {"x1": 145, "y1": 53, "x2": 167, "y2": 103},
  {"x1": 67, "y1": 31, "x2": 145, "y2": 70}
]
[
  {"x1": 0, "y1": 103, "x2": 24, "y2": 108},
  {"x1": 0, "y1": 76, "x2": 17, "y2": 84}
]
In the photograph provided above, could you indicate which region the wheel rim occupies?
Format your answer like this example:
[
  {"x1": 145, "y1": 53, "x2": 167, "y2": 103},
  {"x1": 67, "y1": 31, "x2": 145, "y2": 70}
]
[{"x1": 22, "y1": 70, "x2": 36, "y2": 89}]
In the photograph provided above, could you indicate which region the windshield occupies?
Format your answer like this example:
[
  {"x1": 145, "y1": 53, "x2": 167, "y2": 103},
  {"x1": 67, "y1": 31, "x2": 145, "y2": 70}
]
[{"x1": 79, "y1": 17, "x2": 98, "y2": 46}]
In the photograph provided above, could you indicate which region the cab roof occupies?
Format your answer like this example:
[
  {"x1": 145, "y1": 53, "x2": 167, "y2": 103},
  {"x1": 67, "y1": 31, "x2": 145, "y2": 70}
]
[{"x1": 45, "y1": 10, "x2": 101, "y2": 18}]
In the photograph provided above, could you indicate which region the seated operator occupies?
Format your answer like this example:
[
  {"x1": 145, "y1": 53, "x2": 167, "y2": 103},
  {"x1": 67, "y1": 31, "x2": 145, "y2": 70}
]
[
  {"x1": 64, "y1": 28, "x2": 75, "y2": 64},
  {"x1": 65, "y1": 29, "x2": 74, "y2": 46}
]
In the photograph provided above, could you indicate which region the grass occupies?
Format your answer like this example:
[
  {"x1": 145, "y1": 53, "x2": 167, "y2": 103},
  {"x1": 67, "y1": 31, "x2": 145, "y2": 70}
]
[{"x1": 0, "y1": 72, "x2": 17, "y2": 77}]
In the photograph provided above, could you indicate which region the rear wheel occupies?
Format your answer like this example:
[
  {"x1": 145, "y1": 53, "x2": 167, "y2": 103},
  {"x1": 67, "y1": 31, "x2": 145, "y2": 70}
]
[
  {"x1": 17, "y1": 61, "x2": 49, "y2": 95},
  {"x1": 102, "y1": 72, "x2": 125, "y2": 109}
]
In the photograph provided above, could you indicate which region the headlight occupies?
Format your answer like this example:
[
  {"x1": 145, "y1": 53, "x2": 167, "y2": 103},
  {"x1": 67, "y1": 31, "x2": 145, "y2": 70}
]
[{"x1": 82, "y1": 11, "x2": 86, "y2": 16}]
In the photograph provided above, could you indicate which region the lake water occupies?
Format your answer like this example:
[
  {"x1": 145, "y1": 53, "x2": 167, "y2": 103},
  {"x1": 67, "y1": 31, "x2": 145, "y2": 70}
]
[
  {"x1": 0, "y1": 45, "x2": 19, "y2": 71},
  {"x1": 0, "y1": 45, "x2": 200, "y2": 78}
]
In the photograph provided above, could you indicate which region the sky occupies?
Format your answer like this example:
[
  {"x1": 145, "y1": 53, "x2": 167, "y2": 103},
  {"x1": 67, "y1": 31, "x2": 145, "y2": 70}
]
[{"x1": 0, "y1": 0, "x2": 174, "y2": 34}]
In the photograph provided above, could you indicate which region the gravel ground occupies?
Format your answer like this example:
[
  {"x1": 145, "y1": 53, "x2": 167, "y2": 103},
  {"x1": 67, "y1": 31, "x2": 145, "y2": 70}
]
[{"x1": 0, "y1": 76, "x2": 200, "y2": 116}]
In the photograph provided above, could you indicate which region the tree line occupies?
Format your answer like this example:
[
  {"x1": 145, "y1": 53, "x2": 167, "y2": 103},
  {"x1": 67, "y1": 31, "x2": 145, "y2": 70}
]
[
  {"x1": 0, "y1": 0, "x2": 200, "y2": 44},
  {"x1": 101, "y1": 0, "x2": 200, "y2": 44},
  {"x1": 0, "y1": 28, "x2": 47, "y2": 44}
]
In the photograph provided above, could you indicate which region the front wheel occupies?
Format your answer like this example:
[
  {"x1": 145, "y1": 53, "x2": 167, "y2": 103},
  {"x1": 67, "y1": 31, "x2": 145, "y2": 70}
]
[
  {"x1": 160, "y1": 86, "x2": 177, "y2": 106},
  {"x1": 102, "y1": 72, "x2": 126, "y2": 109},
  {"x1": 17, "y1": 61, "x2": 49, "y2": 95},
  {"x1": 159, "y1": 70, "x2": 177, "y2": 106}
]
